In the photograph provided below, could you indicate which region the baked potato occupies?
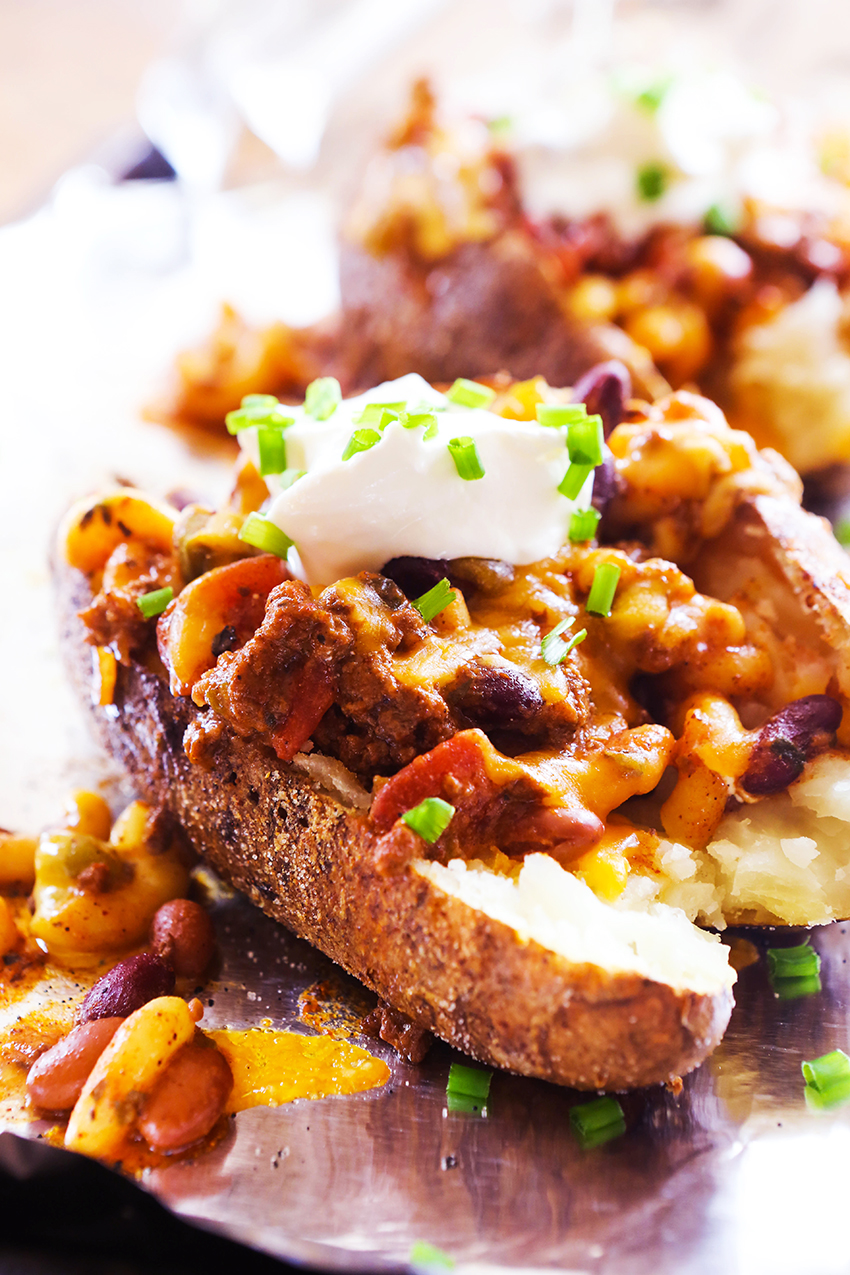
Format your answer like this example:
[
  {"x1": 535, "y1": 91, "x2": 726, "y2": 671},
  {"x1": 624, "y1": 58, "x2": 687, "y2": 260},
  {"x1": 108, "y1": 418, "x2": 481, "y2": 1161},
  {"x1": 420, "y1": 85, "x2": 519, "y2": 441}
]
[{"x1": 55, "y1": 367, "x2": 850, "y2": 1091}]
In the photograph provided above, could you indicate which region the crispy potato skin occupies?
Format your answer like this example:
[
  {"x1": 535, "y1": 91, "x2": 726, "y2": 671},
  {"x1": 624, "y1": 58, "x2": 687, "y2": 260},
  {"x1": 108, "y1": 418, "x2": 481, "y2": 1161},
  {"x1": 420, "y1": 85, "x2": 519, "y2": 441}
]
[
  {"x1": 59, "y1": 568, "x2": 732, "y2": 1091},
  {"x1": 340, "y1": 236, "x2": 621, "y2": 391}
]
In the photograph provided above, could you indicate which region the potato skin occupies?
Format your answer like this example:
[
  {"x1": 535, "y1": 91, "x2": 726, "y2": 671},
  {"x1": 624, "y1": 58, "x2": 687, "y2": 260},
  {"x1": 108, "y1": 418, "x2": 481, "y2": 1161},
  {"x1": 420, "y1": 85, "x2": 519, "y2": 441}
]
[
  {"x1": 340, "y1": 235, "x2": 637, "y2": 393},
  {"x1": 59, "y1": 567, "x2": 732, "y2": 1091}
]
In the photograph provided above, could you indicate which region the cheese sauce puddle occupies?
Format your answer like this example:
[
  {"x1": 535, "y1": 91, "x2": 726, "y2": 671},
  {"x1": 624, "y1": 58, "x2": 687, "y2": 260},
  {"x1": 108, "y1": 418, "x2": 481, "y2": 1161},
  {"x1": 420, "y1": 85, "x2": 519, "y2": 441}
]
[{"x1": 208, "y1": 1029, "x2": 390, "y2": 1111}]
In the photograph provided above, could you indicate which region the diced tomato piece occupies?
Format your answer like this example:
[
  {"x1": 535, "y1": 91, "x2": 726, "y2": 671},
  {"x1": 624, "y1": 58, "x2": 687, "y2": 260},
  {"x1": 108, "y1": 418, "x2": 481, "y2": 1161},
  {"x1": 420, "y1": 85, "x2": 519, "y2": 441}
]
[{"x1": 370, "y1": 731, "x2": 494, "y2": 832}]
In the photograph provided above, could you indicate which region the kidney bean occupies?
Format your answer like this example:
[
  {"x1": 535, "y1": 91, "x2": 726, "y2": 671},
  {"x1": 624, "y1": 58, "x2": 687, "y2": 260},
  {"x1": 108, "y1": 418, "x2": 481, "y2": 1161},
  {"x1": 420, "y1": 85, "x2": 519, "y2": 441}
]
[
  {"x1": 742, "y1": 695, "x2": 842, "y2": 795},
  {"x1": 77, "y1": 953, "x2": 175, "y2": 1024},
  {"x1": 26, "y1": 1017, "x2": 123, "y2": 1110},
  {"x1": 449, "y1": 557, "x2": 515, "y2": 597},
  {"x1": 590, "y1": 451, "x2": 625, "y2": 518},
  {"x1": 570, "y1": 360, "x2": 631, "y2": 438},
  {"x1": 380, "y1": 556, "x2": 449, "y2": 600},
  {"x1": 446, "y1": 663, "x2": 545, "y2": 731},
  {"x1": 151, "y1": 899, "x2": 216, "y2": 980},
  {"x1": 499, "y1": 805, "x2": 605, "y2": 863},
  {"x1": 137, "y1": 1038, "x2": 232, "y2": 1152}
]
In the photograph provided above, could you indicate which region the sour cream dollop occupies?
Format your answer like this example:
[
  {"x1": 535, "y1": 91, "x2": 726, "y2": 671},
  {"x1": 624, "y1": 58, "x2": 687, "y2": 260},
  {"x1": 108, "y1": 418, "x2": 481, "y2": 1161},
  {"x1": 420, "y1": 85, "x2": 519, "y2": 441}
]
[{"x1": 238, "y1": 374, "x2": 593, "y2": 587}]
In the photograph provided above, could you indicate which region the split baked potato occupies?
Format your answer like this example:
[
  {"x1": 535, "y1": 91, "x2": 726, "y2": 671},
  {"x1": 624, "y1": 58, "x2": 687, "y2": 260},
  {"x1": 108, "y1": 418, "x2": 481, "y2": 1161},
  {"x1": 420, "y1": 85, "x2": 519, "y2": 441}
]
[{"x1": 56, "y1": 366, "x2": 850, "y2": 1091}]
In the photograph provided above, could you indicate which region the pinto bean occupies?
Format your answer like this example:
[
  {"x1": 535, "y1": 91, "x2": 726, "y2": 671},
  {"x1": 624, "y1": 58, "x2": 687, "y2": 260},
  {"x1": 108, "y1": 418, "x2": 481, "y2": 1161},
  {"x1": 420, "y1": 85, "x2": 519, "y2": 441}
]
[
  {"x1": 77, "y1": 953, "x2": 175, "y2": 1024},
  {"x1": 137, "y1": 1037, "x2": 232, "y2": 1152},
  {"x1": 570, "y1": 360, "x2": 631, "y2": 438},
  {"x1": 26, "y1": 1018, "x2": 123, "y2": 1111},
  {"x1": 742, "y1": 695, "x2": 842, "y2": 795},
  {"x1": 445, "y1": 663, "x2": 545, "y2": 731},
  {"x1": 151, "y1": 899, "x2": 216, "y2": 980}
]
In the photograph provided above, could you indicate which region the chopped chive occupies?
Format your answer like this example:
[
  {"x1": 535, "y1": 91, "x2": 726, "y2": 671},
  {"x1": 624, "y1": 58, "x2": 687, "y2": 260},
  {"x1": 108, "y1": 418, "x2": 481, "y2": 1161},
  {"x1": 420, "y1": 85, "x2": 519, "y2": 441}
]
[
  {"x1": 447, "y1": 436, "x2": 485, "y2": 481},
  {"x1": 487, "y1": 114, "x2": 513, "y2": 136},
  {"x1": 355, "y1": 401, "x2": 406, "y2": 425},
  {"x1": 541, "y1": 619, "x2": 587, "y2": 665},
  {"x1": 536, "y1": 403, "x2": 587, "y2": 428},
  {"x1": 767, "y1": 943, "x2": 821, "y2": 984},
  {"x1": 705, "y1": 200, "x2": 742, "y2": 237},
  {"x1": 802, "y1": 1048, "x2": 850, "y2": 1093},
  {"x1": 342, "y1": 428, "x2": 382, "y2": 461},
  {"x1": 242, "y1": 394, "x2": 279, "y2": 408},
  {"x1": 225, "y1": 395, "x2": 294, "y2": 435},
  {"x1": 541, "y1": 618, "x2": 571, "y2": 664},
  {"x1": 446, "y1": 1090, "x2": 488, "y2": 1115},
  {"x1": 636, "y1": 161, "x2": 669, "y2": 202},
  {"x1": 558, "y1": 463, "x2": 593, "y2": 500},
  {"x1": 564, "y1": 629, "x2": 587, "y2": 656},
  {"x1": 446, "y1": 378, "x2": 496, "y2": 409},
  {"x1": 238, "y1": 512, "x2": 292, "y2": 559},
  {"x1": 567, "y1": 415, "x2": 604, "y2": 467},
  {"x1": 410, "y1": 1241, "x2": 455, "y2": 1271},
  {"x1": 635, "y1": 75, "x2": 673, "y2": 113},
  {"x1": 569, "y1": 508, "x2": 601, "y2": 542},
  {"x1": 304, "y1": 376, "x2": 341, "y2": 420},
  {"x1": 258, "y1": 427, "x2": 286, "y2": 476},
  {"x1": 137, "y1": 586, "x2": 173, "y2": 619},
  {"x1": 586, "y1": 562, "x2": 621, "y2": 617},
  {"x1": 773, "y1": 973, "x2": 823, "y2": 1000},
  {"x1": 401, "y1": 797, "x2": 455, "y2": 844},
  {"x1": 834, "y1": 517, "x2": 850, "y2": 547},
  {"x1": 413, "y1": 577, "x2": 457, "y2": 624},
  {"x1": 279, "y1": 467, "x2": 305, "y2": 490},
  {"x1": 570, "y1": 1096, "x2": 626, "y2": 1149},
  {"x1": 803, "y1": 1049, "x2": 850, "y2": 1110},
  {"x1": 404, "y1": 411, "x2": 438, "y2": 438},
  {"x1": 447, "y1": 1063, "x2": 492, "y2": 1100}
]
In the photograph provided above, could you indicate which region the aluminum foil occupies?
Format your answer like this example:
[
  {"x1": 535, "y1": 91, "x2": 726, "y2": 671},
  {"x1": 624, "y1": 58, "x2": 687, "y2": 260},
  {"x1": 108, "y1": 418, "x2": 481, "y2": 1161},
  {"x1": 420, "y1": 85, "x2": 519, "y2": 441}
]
[{"x1": 3, "y1": 4, "x2": 850, "y2": 1270}]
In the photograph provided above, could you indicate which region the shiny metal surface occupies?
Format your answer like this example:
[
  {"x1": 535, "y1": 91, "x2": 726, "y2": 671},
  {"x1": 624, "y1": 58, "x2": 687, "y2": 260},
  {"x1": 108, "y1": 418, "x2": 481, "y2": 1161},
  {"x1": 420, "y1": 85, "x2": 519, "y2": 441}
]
[{"x1": 17, "y1": 883, "x2": 845, "y2": 1275}]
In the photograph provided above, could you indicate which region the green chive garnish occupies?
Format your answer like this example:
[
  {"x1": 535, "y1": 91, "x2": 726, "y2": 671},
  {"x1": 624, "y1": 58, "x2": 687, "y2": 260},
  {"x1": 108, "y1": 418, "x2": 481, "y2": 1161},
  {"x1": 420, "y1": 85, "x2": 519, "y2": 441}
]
[
  {"x1": 304, "y1": 376, "x2": 341, "y2": 420},
  {"x1": 404, "y1": 411, "x2": 438, "y2": 438},
  {"x1": 767, "y1": 943, "x2": 821, "y2": 980},
  {"x1": 705, "y1": 200, "x2": 742, "y2": 237},
  {"x1": 569, "y1": 508, "x2": 601, "y2": 542},
  {"x1": 258, "y1": 427, "x2": 286, "y2": 476},
  {"x1": 225, "y1": 394, "x2": 293, "y2": 435},
  {"x1": 401, "y1": 797, "x2": 454, "y2": 845},
  {"x1": 568, "y1": 415, "x2": 604, "y2": 467},
  {"x1": 802, "y1": 1049, "x2": 850, "y2": 1110},
  {"x1": 536, "y1": 403, "x2": 587, "y2": 428},
  {"x1": 834, "y1": 517, "x2": 850, "y2": 547},
  {"x1": 238, "y1": 512, "x2": 292, "y2": 559},
  {"x1": 768, "y1": 943, "x2": 822, "y2": 999},
  {"x1": 558, "y1": 463, "x2": 593, "y2": 500},
  {"x1": 410, "y1": 1241, "x2": 455, "y2": 1271},
  {"x1": 447, "y1": 437, "x2": 485, "y2": 481},
  {"x1": 355, "y1": 401, "x2": 406, "y2": 425},
  {"x1": 413, "y1": 577, "x2": 457, "y2": 624},
  {"x1": 635, "y1": 75, "x2": 673, "y2": 114},
  {"x1": 447, "y1": 1063, "x2": 492, "y2": 1100},
  {"x1": 569, "y1": 1096, "x2": 626, "y2": 1149},
  {"x1": 487, "y1": 115, "x2": 513, "y2": 136},
  {"x1": 279, "y1": 468, "x2": 305, "y2": 490},
  {"x1": 446, "y1": 378, "x2": 496, "y2": 409},
  {"x1": 773, "y1": 973, "x2": 823, "y2": 1001},
  {"x1": 541, "y1": 620, "x2": 586, "y2": 665},
  {"x1": 636, "y1": 162, "x2": 669, "y2": 202},
  {"x1": 586, "y1": 563, "x2": 621, "y2": 617},
  {"x1": 342, "y1": 428, "x2": 382, "y2": 461},
  {"x1": 542, "y1": 617, "x2": 572, "y2": 663},
  {"x1": 137, "y1": 587, "x2": 174, "y2": 619}
]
